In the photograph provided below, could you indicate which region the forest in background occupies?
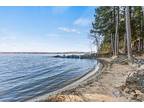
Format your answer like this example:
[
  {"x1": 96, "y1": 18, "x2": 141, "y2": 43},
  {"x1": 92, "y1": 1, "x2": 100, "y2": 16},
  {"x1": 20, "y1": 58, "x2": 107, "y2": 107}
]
[{"x1": 90, "y1": 6, "x2": 144, "y2": 62}]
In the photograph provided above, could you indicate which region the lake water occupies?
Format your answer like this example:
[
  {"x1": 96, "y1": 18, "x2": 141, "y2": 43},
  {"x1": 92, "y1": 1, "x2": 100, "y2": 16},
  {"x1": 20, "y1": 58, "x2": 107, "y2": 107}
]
[{"x1": 0, "y1": 54, "x2": 98, "y2": 101}]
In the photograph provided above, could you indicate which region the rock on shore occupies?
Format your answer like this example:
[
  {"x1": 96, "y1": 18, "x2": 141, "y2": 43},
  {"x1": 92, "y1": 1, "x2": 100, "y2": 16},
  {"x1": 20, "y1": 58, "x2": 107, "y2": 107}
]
[{"x1": 122, "y1": 67, "x2": 144, "y2": 101}]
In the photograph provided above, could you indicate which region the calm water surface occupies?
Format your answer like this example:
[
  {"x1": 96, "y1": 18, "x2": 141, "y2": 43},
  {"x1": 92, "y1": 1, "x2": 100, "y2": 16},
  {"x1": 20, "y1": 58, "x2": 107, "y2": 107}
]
[{"x1": 0, "y1": 54, "x2": 98, "y2": 101}]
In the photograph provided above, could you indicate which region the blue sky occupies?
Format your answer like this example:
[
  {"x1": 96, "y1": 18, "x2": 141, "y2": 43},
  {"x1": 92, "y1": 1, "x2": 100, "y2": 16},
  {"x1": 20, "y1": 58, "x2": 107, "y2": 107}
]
[{"x1": 0, "y1": 6, "x2": 96, "y2": 52}]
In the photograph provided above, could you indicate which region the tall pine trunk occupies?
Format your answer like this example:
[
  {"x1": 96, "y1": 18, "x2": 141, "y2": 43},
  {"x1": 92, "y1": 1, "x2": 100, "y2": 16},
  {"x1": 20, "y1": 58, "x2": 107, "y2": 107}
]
[
  {"x1": 110, "y1": 7, "x2": 115, "y2": 55},
  {"x1": 140, "y1": 8, "x2": 143, "y2": 51},
  {"x1": 123, "y1": 7, "x2": 127, "y2": 54},
  {"x1": 142, "y1": 7, "x2": 144, "y2": 15},
  {"x1": 114, "y1": 6, "x2": 119, "y2": 56},
  {"x1": 125, "y1": 6, "x2": 133, "y2": 62},
  {"x1": 111, "y1": 34, "x2": 114, "y2": 55},
  {"x1": 136, "y1": 7, "x2": 144, "y2": 52},
  {"x1": 124, "y1": 33, "x2": 127, "y2": 54},
  {"x1": 141, "y1": 6, "x2": 144, "y2": 51}
]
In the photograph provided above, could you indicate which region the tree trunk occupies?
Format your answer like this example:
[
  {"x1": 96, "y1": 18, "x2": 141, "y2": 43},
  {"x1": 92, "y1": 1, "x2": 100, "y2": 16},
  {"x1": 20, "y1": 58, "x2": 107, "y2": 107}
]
[
  {"x1": 111, "y1": 33, "x2": 114, "y2": 55},
  {"x1": 114, "y1": 6, "x2": 119, "y2": 56},
  {"x1": 141, "y1": 6, "x2": 144, "y2": 51},
  {"x1": 142, "y1": 6, "x2": 144, "y2": 15},
  {"x1": 140, "y1": 11, "x2": 143, "y2": 51},
  {"x1": 124, "y1": 33, "x2": 127, "y2": 54},
  {"x1": 125, "y1": 6, "x2": 133, "y2": 62},
  {"x1": 112, "y1": 6, "x2": 116, "y2": 56},
  {"x1": 110, "y1": 7, "x2": 115, "y2": 56},
  {"x1": 123, "y1": 7, "x2": 127, "y2": 54},
  {"x1": 137, "y1": 7, "x2": 143, "y2": 52}
]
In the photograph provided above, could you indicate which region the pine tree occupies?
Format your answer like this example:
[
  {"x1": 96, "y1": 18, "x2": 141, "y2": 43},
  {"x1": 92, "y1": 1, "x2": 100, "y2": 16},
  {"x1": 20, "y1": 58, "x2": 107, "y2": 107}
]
[
  {"x1": 114, "y1": 6, "x2": 119, "y2": 56},
  {"x1": 125, "y1": 6, "x2": 133, "y2": 62},
  {"x1": 90, "y1": 6, "x2": 144, "y2": 58}
]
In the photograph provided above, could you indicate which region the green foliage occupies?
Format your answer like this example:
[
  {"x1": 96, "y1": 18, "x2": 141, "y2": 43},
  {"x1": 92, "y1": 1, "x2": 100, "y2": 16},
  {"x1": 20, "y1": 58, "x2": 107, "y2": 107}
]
[{"x1": 90, "y1": 6, "x2": 144, "y2": 53}]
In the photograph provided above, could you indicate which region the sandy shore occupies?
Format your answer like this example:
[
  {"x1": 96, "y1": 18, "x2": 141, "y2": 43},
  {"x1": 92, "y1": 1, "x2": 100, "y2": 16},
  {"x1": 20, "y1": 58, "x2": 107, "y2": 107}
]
[{"x1": 45, "y1": 57, "x2": 138, "y2": 102}]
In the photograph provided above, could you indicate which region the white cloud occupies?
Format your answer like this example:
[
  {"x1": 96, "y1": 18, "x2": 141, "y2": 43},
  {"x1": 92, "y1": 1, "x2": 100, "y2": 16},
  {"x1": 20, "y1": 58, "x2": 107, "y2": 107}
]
[
  {"x1": 58, "y1": 27, "x2": 81, "y2": 34},
  {"x1": 51, "y1": 7, "x2": 70, "y2": 14},
  {"x1": 73, "y1": 18, "x2": 91, "y2": 27}
]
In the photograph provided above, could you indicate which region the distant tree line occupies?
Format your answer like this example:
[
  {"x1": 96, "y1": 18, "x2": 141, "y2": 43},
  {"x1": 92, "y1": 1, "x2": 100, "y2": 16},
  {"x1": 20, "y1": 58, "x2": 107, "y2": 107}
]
[{"x1": 90, "y1": 6, "x2": 144, "y2": 62}]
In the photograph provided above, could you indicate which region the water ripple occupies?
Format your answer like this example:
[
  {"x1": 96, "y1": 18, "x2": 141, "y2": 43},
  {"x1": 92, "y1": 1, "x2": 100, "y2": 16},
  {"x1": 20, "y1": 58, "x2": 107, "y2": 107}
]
[{"x1": 0, "y1": 54, "x2": 97, "y2": 101}]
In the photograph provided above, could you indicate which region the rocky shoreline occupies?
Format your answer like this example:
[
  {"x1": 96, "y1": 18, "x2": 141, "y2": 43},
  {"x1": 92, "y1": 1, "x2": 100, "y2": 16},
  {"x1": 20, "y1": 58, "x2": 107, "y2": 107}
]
[
  {"x1": 44, "y1": 55, "x2": 144, "y2": 102},
  {"x1": 121, "y1": 69, "x2": 144, "y2": 101}
]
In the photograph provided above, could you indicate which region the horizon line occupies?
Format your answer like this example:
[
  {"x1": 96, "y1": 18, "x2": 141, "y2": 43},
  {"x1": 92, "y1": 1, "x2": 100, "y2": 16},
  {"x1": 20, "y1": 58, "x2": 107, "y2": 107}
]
[{"x1": 0, "y1": 51, "x2": 91, "y2": 54}]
